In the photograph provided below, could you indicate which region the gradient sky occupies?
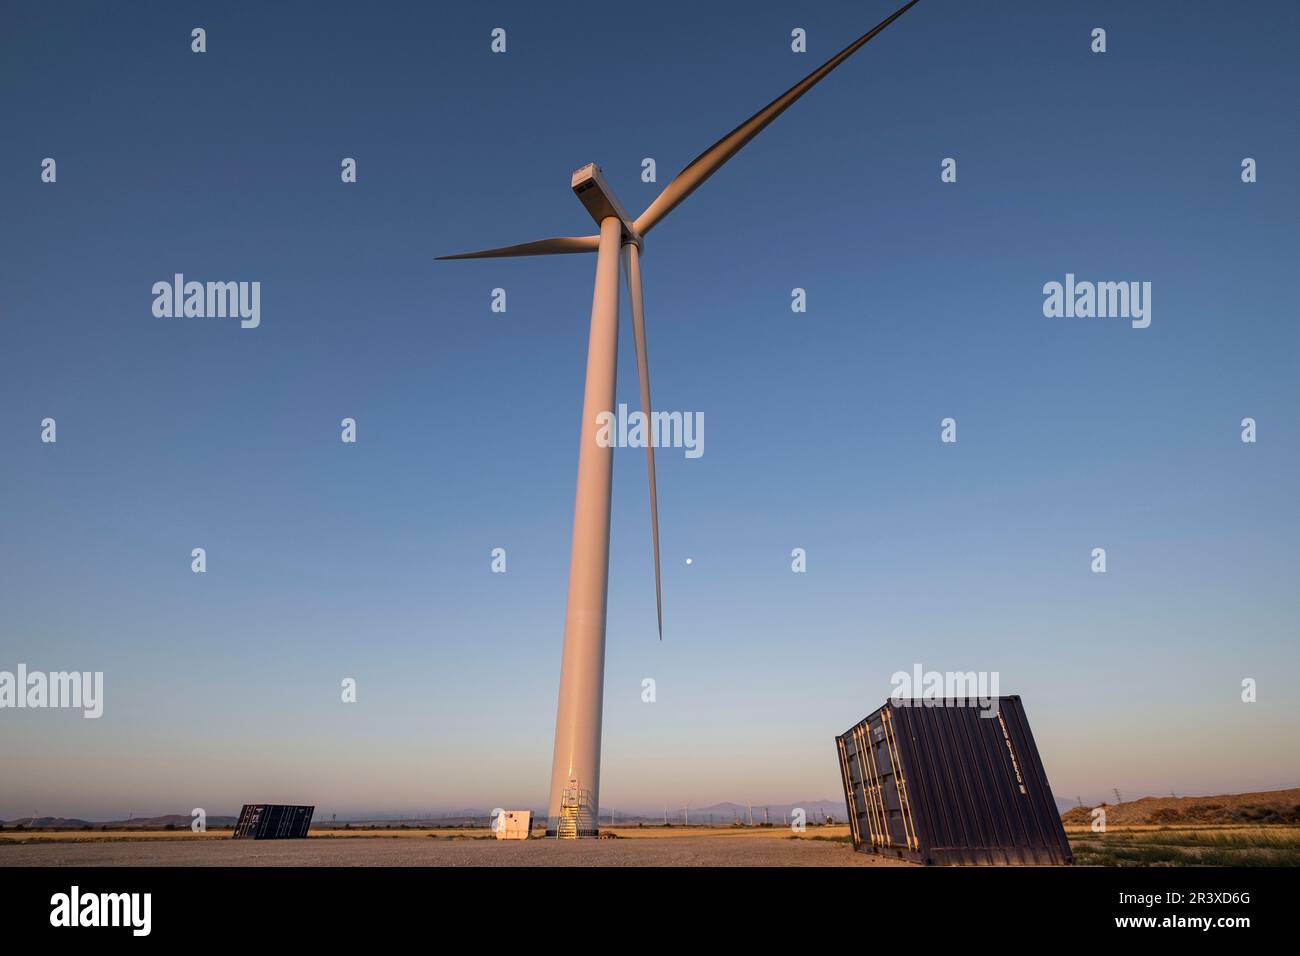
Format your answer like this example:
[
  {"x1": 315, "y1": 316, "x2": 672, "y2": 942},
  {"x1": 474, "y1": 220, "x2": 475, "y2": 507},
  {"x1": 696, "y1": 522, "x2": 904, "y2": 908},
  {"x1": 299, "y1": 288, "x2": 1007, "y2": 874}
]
[{"x1": 2, "y1": 0, "x2": 1298, "y2": 820}]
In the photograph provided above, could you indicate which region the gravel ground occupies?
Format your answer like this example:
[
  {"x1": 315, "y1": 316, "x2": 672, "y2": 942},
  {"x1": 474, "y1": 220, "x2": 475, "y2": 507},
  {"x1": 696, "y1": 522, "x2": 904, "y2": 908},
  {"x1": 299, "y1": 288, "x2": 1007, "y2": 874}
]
[{"x1": 0, "y1": 834, "x2": 911, "y2": 867}]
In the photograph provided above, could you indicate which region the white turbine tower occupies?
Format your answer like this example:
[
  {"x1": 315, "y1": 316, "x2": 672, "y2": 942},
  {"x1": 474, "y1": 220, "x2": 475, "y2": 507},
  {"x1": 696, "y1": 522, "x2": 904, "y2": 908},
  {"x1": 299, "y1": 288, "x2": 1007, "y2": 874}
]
[{"x1": 439, "y1": 0, "x2": 921, "y2": 836}]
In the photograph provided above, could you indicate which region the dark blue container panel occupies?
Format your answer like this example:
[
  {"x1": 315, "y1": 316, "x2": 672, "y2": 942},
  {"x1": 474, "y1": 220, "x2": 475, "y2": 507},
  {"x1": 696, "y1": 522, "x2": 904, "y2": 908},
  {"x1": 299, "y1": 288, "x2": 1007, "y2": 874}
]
[
  {"x1": 836, "y1": 697, "x2": 1072, "y2": 866},
  {"x1": 232, "y1": 804, "x2": 314, "y2": 840}
]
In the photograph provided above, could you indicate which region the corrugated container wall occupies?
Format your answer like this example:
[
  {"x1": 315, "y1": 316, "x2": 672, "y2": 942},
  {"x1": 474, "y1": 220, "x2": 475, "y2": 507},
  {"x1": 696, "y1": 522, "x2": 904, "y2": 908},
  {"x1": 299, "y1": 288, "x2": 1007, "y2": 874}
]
[
  {"x1": 231, "y1": 804, "x2": 315, "y2": 839},
  {"x1": 836, "y1": 697, "x2": 1072, "y2": 865}
]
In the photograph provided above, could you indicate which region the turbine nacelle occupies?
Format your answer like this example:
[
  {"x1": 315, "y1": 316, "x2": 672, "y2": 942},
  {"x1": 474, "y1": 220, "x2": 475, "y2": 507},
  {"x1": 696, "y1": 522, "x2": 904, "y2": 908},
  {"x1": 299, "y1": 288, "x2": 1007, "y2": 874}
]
[{"x1": 571, "y1": 163, "x2": 641, "y2": 251}]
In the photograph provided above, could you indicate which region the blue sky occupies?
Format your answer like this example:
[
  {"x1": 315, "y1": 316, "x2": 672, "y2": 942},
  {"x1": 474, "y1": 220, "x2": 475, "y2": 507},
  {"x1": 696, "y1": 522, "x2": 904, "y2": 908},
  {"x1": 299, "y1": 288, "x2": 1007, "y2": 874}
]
[{"x1": 2, "y1": 0, "x2": 1297, "y2": 820}]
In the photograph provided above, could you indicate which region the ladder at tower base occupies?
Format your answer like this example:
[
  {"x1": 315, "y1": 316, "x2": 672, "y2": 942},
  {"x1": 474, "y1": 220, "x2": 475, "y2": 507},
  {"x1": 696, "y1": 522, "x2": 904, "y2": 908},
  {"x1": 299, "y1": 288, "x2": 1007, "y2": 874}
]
[{"x1": 556, "y1": 785, "x2": 597, "y2": 839}]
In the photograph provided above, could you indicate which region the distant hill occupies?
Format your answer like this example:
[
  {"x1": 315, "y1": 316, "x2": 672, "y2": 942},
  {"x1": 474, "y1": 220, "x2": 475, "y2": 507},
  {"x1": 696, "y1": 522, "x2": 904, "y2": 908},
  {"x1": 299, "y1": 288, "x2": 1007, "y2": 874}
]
[{"x1": 1060, "y1": 788, "x2": 1300, "y2": 826}]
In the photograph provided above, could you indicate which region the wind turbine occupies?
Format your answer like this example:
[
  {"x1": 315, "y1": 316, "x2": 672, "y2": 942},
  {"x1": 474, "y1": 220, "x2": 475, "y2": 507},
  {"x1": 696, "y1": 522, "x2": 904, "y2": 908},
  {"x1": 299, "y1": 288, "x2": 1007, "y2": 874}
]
[{"x1": 439, "y1": 0, "x2": 921, "y2": 836}]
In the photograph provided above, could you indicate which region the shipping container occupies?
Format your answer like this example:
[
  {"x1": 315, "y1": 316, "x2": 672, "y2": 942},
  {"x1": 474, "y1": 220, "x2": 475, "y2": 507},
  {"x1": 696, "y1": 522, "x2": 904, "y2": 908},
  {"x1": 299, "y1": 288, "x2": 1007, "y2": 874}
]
[
  {"x1": 836, "y1": 697, "x2": 1072, "y2": 865},
  {"x1": 231, "y1": 804, "x2": 314, "y2": 839}
]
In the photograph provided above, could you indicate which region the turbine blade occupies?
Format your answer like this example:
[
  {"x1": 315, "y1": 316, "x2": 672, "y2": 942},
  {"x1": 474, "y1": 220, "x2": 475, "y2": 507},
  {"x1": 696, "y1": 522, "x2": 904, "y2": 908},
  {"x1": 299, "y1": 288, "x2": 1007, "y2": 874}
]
[
  {"x1": 436, "y1": 234, "x2": 600, "y2": 260},
  {"x1": 621, "y1": 243, "x2": 663, "y2": 640},
  {"x1": 634, "y1": 0, "x2": 920, "y2": 236}
]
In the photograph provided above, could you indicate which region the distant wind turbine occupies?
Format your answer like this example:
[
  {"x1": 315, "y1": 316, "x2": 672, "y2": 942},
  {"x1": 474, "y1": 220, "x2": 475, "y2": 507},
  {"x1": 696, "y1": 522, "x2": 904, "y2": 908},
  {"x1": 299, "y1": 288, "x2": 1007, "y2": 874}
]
[{"x1": 439, "y1": 0, "x2": 922, "y2": 836}]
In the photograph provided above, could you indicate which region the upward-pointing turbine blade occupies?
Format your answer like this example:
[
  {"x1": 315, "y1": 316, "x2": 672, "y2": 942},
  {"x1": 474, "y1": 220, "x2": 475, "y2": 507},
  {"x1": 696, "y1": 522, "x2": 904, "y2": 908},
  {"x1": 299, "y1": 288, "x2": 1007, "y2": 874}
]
[
  {"x1": 621, "y1": 243, "x2": 663, "y2": 640},
  {"x1": 634, "y1": 0, "x2": 921, "y2": 236},
  {"x1": 436, "y1": 234, "x2": 600, "y2": 260}
]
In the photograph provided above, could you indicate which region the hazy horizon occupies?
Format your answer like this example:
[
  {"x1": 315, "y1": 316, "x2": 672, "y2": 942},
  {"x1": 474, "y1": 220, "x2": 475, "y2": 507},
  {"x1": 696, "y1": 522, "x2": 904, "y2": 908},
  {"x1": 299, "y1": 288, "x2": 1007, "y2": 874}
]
[
  {"x1": 3, "y1": 0, "x2": 1298, "y2": 821},
  {"x1": 13, "y1": 783, "x2": 1300, "y2": 826}
]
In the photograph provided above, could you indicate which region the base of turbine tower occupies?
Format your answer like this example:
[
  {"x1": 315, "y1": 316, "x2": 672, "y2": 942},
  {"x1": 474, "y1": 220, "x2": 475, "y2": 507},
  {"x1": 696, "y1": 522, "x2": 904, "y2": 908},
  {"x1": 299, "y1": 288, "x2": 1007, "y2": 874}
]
[{"x1": 548, "y1": 784, "x2": 598, "y2": 839}]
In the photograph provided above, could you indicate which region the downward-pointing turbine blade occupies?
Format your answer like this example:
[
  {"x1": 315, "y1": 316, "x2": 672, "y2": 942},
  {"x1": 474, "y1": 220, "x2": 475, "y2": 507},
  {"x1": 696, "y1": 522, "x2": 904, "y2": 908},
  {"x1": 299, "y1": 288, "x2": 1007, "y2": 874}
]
[
  {"x1": 634, "y1": 0, "x2": 920, "y2": 236},
  {"x1": 621, "y1": 243, "x2": 663, "y2": 640},
  {"x1": 436, "y1": 234, "x2": 600, "y2": 260}
]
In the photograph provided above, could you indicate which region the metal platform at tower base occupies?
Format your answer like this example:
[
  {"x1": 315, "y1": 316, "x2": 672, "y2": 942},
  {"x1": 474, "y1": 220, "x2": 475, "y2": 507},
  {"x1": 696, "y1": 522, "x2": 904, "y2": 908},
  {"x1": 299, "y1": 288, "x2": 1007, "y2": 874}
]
[{"x1": 553, "y1": 784, "x2": 597, "y2": 839}]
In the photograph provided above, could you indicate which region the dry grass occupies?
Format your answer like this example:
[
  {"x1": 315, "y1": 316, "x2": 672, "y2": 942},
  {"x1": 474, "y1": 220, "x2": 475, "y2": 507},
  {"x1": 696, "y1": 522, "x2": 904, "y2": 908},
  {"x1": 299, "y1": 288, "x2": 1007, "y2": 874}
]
[{"x1": 1068, "y1": 824, "x2": 1300, "y2": 866}]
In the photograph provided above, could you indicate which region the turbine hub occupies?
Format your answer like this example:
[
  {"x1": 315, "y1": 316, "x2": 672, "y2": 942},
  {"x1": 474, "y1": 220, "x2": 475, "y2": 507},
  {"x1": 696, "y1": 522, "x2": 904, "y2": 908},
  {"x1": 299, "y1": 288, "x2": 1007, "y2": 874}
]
[{"x1": 572, "y1": 163, "x2": 641, "y2": 250}]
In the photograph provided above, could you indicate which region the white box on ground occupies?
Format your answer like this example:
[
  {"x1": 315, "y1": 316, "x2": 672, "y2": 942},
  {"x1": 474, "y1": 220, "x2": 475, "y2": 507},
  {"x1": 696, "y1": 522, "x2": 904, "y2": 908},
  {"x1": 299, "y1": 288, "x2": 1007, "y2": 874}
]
[{"x1": 495, "y1": 810, "x2": 533, "y2": 840}]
